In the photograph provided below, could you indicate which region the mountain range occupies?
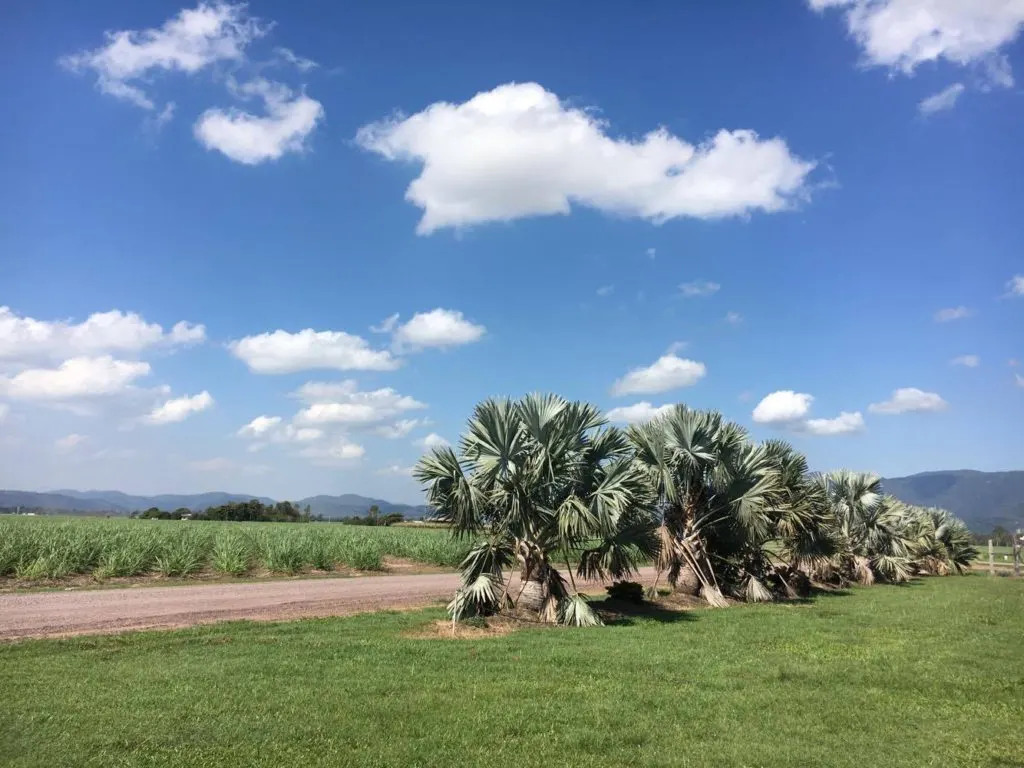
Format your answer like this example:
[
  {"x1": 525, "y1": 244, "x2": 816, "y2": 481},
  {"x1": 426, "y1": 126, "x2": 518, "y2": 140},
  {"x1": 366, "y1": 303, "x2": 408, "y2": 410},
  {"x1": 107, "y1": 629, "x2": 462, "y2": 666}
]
[{"x1": 1, "y1": 469, "x2": 1020, "y2": 530}]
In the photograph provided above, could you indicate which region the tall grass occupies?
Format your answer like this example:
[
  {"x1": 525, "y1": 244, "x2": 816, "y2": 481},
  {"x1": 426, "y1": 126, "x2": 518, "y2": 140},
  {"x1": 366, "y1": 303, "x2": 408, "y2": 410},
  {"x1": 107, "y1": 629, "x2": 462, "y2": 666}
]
[{"x1": 0, "y1": 517, "x2": 470, "y2": 583}]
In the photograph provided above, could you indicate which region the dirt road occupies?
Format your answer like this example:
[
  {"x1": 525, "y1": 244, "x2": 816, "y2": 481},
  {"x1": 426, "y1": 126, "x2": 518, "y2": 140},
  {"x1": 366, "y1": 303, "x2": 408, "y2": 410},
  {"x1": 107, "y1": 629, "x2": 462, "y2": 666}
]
[{"x1": 0, "y1": 569, "x2": 654, "y2": 640}]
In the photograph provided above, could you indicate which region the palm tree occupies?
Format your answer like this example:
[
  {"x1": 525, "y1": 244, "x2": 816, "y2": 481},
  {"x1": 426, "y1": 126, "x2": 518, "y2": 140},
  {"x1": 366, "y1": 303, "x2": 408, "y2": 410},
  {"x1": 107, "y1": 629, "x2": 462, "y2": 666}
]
[
  {"x1": 902, "y1": 505, "x2": 977, "y2": 575},
  {"x1": 414, "y1": 393, "x2": 656, "y2": 627},
  {"x1": 628, "y1": 406, "x2": 784, "y2": 606}
]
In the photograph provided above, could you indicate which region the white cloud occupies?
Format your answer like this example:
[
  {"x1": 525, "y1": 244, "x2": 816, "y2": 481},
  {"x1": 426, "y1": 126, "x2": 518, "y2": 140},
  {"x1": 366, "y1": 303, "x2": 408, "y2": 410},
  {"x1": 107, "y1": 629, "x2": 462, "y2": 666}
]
[
  {"x1": 61, "y1": 2, "x2": 267, "y2": 110},
  {"x1": 377, "y1": 464, "x2": 414, "y2": 476},
  {"x1": 1008, "y1": 274, "x2": 1024, "y2": 296},
  {"x1": 293, "y1": 381, "x2": 426, "y2": 426},
  {"x1": 274, "y1": 46, "x2": 318, "y2": 72},
  {"x1": 417, "y1": 433, "x2": 450, "y2": 449},
  {"x1": 611, "y1": 354, "x2": 707, "y2": 396},
  {"x1": 596, "y1": 285, "x2": 614, "y2": 298},
  {"x1": 238, "y1": 415, "x2": 282, "y2": 437},
  {"x1": 357, "y1": 82, "x2": 815, "y2": 234},
  {"x1": 725, "y1": 311, "x2": 743, "y2": 325},
  {"x1": 950, "y1": 354, "x2": 980, "y2": 367},
  {"x1": 666, "y1": 341, "x2": 688, "y2": 355},
  {"x1": 934, "y1": 306, "x2": 972, "y2": 322},
  {"x1": 370, "y1": 313, "x2": 401, "y2": 334},
  {"x1": 809, "y1": 0, "x2": 1024, "y2": 87},
  {"x1": 391, "y1": 309, "x2": 486, "y2": 351},
  {"x1": 229, "y1": 328, "x2": 398, "y2": 373},
  {"x1": 144, "y1": 391, "x2": 213, "y2": 424},
  {"x1": 194, "y1": 78, "x2": 324, "y2": 165},
  {"x1": 375, "y1": 419, "x2": 422, "y2": 439},
  {"x1": 918, "y1": 83, "x2": 965, "y2": 114},
  {"x1": 869, "y1": 387, "x2": 948, "y2": 414},
  {"x1": 0, "y1": 356, "x2": 150, "y2": 400},
  {"x1": 606, "y1": 402, "x2": 674, "y2": 424},
  {"x1": 55, "y1": 433, "x2": 87, "y2": 452},
  {"x1": 752, "y1": 391, "x2": 814, "y2": 424},
  {"x1": 0, "y1": 307, "x2": 204, "y2": 362},
  {"x1": 802, "y1": 411, "x2": 866, "y2": 435},
  {"x1": 299, "y1": 438, "x2": 365, "y2": 464},
  {"x1": 679, "y1": 280, "x2": 721, "y2": 298}
]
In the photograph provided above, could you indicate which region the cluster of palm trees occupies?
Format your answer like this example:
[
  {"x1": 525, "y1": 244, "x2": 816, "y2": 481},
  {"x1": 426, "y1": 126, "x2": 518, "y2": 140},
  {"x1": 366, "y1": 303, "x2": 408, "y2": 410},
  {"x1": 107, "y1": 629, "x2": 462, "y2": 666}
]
[{"x1": 414, "y1": 394, "x2": 978, "y2": 627}]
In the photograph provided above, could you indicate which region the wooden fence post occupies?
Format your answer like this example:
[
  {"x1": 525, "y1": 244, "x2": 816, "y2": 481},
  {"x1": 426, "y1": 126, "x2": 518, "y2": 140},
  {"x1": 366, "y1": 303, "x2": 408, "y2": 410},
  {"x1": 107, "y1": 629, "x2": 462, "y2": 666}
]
[
  {"x1": 1015, "y1": 530, "x2": 1022, "y2": 578},
  {"x1": 989, "y1": 539, "x2": 995, "y2": 577}
]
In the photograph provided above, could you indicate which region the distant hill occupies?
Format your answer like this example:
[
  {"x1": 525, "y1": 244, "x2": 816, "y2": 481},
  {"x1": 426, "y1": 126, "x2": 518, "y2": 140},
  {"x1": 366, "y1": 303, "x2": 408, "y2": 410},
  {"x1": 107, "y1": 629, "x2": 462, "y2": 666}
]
[
  {"x1": 882, "y1": 470, "x2": 1024, "y2": 532},
  {"x1": 0, "y1": 489, "x2": 428, "y2": 520}
]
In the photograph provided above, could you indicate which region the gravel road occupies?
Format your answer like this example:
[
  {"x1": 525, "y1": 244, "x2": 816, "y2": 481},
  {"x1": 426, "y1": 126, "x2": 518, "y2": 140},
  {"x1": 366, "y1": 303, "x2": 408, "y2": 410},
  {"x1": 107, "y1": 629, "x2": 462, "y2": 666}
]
[{"x1": 0, "y1": 569, "x2": 655, "y2": 640}]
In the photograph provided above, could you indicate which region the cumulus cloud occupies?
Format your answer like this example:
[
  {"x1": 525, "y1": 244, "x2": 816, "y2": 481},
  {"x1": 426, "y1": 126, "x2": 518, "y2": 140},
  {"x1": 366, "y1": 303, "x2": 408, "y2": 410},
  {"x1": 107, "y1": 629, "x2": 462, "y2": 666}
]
[
  {"x1": 144, "y1": 390, "x2": 213, "y2": 424},
  {"x1": 292, "y1": 380, "x2": 426, "y2": 427},
  {"x1": 55, "y1": 433, "x2": 87, "y2": 452},
  {"x1": 237, "y1": 415, "x2": 282, "y2": 437},
  {"x1": 809, "y1": 0, "x2": 1024, "y2": 87},
  {"x1": 299, "y1": 438, "x2": 365, "y2": 464},
  {"x1": 194, "y1": 78, "x2": 324, "y2": 164},
  {"x1": 611, "y1": 354, "x2": 707, "y2": 396},
  {"x1": 357, "y1": 82, "x2": 815, "y2": 234},
  {"x1": 60, "y1": 2, "x2": 267, "y2": 110},
  {"x1": 934, "y1": 306, "x2": 972, "y2": 322},
  {"x1": 752, "y1": 391, "x2": 814, "y2": 424},
  {"x1": 229, "y1": 328, "x2": 398, "y2": 373},
  {"x1": 918, "y1": 83, "x2": 965, "y2": 114},
  {"x1": 0, "y1": 307, "x2": 204, "y2": 362},
  {"x1": 802, "y1": 411, "x2": 866, "y2": 435},
  {"x1": 1008, "y1": 275, "x2": 1024, "y2": 296},
  {"x1": 950, "y1": 355, "x2": 980, "y2": 367},
  {"x1": 606, "y1": 402, "x2": 674, "y2": 424},
  {"x1": 868, "y1": 387, "x2": 948, "y2": 414},
  {"x1": 417, "y1": 433, "x2": 450, "y2": 449},
  {"x1": 753, "y1": 390, "x2": 864, "y2": 436},
  {"x1": 237, "y1": 415, "x2": 323, "y2": 446},
  {"x1": 0, "y1": 356, "x2": 150, "y2": 400},
  {"x1": 679, "y1": 280, "x2": 721, "y2": 298},
  {"x1": 391, "y1": 309, "x2": 486, "y2": 351}
]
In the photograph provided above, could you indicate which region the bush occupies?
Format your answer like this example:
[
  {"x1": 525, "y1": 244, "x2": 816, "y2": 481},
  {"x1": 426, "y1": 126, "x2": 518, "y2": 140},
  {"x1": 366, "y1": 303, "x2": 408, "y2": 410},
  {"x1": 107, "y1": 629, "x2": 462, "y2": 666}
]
[{"x1": 606, "y1": 580, "x2": 646, "y2": 604}]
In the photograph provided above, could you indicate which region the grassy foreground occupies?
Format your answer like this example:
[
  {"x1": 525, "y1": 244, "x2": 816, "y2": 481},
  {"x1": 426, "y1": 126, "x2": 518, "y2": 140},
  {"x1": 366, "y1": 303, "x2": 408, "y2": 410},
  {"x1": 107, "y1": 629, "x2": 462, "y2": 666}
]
[{"x1": 2, "y1": 577, "x2": 1022, "y2": 767}]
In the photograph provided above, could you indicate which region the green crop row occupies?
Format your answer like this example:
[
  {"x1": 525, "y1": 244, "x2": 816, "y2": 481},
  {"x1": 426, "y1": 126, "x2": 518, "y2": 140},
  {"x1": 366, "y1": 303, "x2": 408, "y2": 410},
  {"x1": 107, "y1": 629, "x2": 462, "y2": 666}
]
[{"x1": 0, "y1": 517, "x2": 471, "y2": 582}]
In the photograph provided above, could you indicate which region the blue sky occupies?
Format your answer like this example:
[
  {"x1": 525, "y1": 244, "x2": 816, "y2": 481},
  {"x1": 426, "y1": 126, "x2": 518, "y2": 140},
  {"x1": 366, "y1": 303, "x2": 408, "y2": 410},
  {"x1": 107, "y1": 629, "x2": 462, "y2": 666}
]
[{"x1": 1, "y1": 0, "x2": 1022, "y2": 504}]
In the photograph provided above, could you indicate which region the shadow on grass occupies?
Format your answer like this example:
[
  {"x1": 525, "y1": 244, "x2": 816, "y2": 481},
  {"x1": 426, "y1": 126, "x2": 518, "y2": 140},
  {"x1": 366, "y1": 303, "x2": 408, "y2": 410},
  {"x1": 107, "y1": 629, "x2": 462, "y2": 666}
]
[{"x1": 591, "y1": 598, "x2": 699, "y2": 626}]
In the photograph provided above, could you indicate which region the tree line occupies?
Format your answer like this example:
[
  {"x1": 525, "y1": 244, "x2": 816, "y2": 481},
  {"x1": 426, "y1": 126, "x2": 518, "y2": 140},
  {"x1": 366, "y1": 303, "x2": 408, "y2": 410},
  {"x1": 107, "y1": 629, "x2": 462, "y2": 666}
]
[
  {"x1": 416, "y1": 393, "x2": 979, "y2": 627},
  {"x1": 129, "y1": 500, "x2": 405, "y2": 525}
]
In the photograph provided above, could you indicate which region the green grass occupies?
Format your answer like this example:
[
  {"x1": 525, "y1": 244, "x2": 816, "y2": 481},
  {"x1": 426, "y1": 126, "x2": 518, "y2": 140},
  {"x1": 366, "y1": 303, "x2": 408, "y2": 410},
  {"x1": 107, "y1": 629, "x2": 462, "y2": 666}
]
[
  {"x1": 2, "y1": 576, "x2": 1022, "y2": 767},
  {"x1": 0, "y1": 517, "x2": 471, "y2": 584}
]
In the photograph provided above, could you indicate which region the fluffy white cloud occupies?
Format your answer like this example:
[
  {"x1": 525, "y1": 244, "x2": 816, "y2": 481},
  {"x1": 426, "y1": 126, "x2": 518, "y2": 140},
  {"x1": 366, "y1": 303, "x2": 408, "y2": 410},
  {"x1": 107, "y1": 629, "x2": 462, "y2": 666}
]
[
  {"x1": 918, "y1": 83, "x2": 966, "y2": 114},
  {"x1": 934, "y1": 306, "x2": 972, "y2": 322},
  {"x1": 293, "y1": 380, "x2": 426, "y2": 426},
  {"x1": 809, "y1": 0, "x2": 1024, "y2": 86},
  {"x1": 194, "y1": 78, "x2": 324, "y2": 164},
  {"x1": 357, "y1": 82, "x2": 815, "y2": 234},
  {"x1": 299, "y1": 438, "x2": 365, "y2": 464},
  {"x1": 950, "y1": 355, "x2": 980, "y2": 367},
  {"x1": 802, "y1": 411, "x2": 866, "y2": 435},
  {"x1": 679, "y1": 280, "x2": 721, "y2": 298},
  {"x1": 55, "y1": 433, "x2": 87, "y2": 452},
  {"x1": 417, "y1": 433, "x2": 450, "y2": 449},
  {"x1": 144, "y1": 391, "x2": 213, "y2": 424},
  {"x1": 237, "y1": 415, "x2": 323, "y2": 446},
  {"x1": 752, "y1": 391, "x2": 814, "y2": 424},
  {"x1": 229, "y1": 329, "x2": 398, "y2": 373},
  {"x1": 375, "y1": 419, "x2": 422, "y2": 439},
  {"x1": 1008, "y1": 274, "x2": 1024, "y2": 296},
  {"x1": 0, "y1": 356, "x2": 150, "y2": 400},
  {"x1": 606, "y1": 402, "x2": 674, "y2": 424},
  {"x1": 868, "y1": 387, "x2": 948, "y2": 414},
  {"x1": 391, "y1": 309, "x2": 486, "y2": 351},
  {"x1": 612, "y1": 354, "x2": 706, "y2": 396},
  {"x1": 0, "y1": 307, "x2": 204, "y2": 362},
  {"x1": 237, "y1": 415, "x2": 282, "y2": 437},
  {"x1": 61, "y1": 2, "x2": 266, "y2": 110}
]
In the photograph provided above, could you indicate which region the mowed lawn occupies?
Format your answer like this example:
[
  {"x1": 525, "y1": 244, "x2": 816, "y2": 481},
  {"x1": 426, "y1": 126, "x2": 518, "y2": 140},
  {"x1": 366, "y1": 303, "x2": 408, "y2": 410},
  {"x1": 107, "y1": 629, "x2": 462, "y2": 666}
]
[{"x1": 2, "y1": 577, "x2": 1022, "y2": 768}]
